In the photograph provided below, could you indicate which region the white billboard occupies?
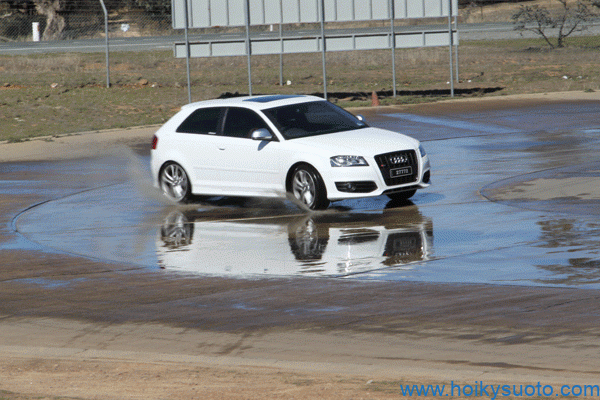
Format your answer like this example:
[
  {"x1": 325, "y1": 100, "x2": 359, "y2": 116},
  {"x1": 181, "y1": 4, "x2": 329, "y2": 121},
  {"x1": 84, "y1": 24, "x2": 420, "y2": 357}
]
[{"x1": 173, "y1": 0, "x2": 458, "y2": 29}]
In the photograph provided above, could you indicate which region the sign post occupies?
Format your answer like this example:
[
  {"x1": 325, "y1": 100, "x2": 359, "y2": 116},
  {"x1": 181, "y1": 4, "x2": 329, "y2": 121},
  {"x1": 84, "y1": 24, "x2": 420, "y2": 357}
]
[{"x1": 99, "y1": 0, "x2": 110, "y2": 88}]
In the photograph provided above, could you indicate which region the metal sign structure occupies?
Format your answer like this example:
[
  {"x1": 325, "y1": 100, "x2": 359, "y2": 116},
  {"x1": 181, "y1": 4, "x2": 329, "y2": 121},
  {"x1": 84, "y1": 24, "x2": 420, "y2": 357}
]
[
  {"x1": 173, "y1": 0, "x2": 456, "y2": 28},
  {"x1": 172, "y1": 0, "x2": 458, "y2": 101},
  {"x1": 174, "y1": 29, "x2": 456, "y2": 58}
]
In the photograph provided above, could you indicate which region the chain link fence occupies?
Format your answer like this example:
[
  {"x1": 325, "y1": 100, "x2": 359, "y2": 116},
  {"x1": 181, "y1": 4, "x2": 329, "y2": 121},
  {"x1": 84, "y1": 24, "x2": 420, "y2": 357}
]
[
  {"x1": 2, "y1": 0, "x2": 600, "y2": 44},
  {"x1": 2, "y1": 0, "x2": 600, "y2": 52},
  {"x1": 2, "y1": 0, "x2": 600, "y2": 140},
  {"x1": 0, "y1": 0, "x2": 174, "y2": 42}
]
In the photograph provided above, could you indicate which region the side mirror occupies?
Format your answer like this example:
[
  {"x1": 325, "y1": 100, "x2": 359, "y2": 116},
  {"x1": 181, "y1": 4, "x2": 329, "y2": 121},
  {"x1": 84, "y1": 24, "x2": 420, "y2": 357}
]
[
  {"x1": 356, "y1": 115, "x2": 368, "y2": 126},
  {"x1": 251, "y1": 128, "x2": 273, "y2": 141}
]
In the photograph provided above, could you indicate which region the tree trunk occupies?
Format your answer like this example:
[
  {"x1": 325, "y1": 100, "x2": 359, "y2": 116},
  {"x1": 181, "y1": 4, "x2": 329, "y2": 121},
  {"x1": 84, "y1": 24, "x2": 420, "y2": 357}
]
[{"x1": 33, "y1": 0, "x2": 67, "y2": 40}]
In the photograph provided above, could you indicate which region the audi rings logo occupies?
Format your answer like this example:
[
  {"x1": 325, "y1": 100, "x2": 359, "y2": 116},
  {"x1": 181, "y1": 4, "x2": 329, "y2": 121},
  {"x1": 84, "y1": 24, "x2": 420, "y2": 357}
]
[{"x1": 390, "y1": 155, "x2": 408, "y2": 165}]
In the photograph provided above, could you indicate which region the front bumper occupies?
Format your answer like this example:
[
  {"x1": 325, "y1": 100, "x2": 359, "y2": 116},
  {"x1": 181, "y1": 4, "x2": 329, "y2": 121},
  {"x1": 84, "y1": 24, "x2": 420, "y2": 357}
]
[{"x1": 323, "y1": 154, "x2": 431, "y2": 201}]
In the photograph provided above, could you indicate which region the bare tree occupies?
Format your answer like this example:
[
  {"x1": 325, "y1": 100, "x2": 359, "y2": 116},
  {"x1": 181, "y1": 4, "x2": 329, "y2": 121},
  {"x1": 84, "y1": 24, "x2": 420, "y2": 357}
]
[
  {"x1": 31, "y1": 0, "x2": 71, "y2": 40},
  {"x1": 512, "y1": 0, "x2": 598, "y2": 48}
]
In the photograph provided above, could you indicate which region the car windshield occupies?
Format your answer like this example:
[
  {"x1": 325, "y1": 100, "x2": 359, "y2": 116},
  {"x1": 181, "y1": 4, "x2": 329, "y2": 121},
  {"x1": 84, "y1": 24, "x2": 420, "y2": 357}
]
[{"x1": 262, "y1": 101, "x2": 367, "y2": 139}]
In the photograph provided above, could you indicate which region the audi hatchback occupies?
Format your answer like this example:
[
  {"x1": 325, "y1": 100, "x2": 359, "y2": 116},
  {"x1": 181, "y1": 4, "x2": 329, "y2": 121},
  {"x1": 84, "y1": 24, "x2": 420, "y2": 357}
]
[{"x1": 150, "y1": 94, "x2": 431, "y2": 210}]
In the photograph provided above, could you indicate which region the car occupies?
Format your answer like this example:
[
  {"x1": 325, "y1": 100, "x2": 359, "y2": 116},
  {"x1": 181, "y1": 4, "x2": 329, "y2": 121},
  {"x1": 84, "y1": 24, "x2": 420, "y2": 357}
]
[{"x1": 150, "y1": 94, "x2": 431, "y2": 210}]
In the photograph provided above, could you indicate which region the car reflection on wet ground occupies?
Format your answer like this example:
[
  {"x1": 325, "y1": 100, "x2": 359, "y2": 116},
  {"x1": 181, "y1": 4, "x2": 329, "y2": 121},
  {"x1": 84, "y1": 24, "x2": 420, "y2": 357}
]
[
  {"x1": 157, "y1": 206, "x2": 433, "y2": 277},
  {"x1": 10, "y1": 100, "x2": 600, "y2": 288}
]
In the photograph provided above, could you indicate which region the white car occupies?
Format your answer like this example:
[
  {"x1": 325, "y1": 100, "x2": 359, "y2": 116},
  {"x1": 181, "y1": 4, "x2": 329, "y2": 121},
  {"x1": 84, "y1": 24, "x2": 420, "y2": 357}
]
[{"x1": 150, "y1": 94, "x2": 431, "y2": 210}]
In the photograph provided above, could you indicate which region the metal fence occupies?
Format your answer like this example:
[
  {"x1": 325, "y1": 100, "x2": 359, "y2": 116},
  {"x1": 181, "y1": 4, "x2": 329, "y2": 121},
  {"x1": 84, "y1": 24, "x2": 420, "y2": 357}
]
[
  {"x1": 0, "y1": 0, "x2": 174, "y2": 42},
  {"x1": 2, "y1": 0, "x2": 600, "y2": 43},
  {"x1": 1, "y1": 0, "x2": 460, "y2": 42},
  {"x1": 2, "y1": 0, "x2": 600, "y2": 101},
  {"x1": 0, "y1": 0, "x2": 461, "y2": 98}
]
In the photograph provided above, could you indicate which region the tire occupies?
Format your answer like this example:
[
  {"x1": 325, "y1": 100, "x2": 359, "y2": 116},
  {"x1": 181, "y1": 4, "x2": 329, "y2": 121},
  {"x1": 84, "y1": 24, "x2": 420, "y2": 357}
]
[
  {"x1": 289, "y1": 164, "x2": 330, "y2": 210},
  {"x1": 387, "y1": 189, "x2": 417, "y2": 202},
  {"x1": 159, "y1": 162, "x2": 191, "y2": 203},
  {"x1": 160, "y1": 211, "x2": 194, "y2": 248}
]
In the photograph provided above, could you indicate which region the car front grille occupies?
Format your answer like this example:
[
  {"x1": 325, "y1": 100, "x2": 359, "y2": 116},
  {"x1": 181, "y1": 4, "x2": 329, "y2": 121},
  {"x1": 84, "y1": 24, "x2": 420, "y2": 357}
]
[{"x1": 374, "y1": 150, "x2": 418, "y2": 186}]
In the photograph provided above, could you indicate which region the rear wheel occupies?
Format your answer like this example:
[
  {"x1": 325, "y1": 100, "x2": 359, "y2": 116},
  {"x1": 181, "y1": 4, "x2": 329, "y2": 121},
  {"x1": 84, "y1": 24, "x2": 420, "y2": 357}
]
[
  {"x1": 387, "y1": 189, "x2": 417, "y2": 202},
  {"x1": 290, "y1": 164, "x2": 329, "y2": 210},
  {"x1": 159, "y1": 162, "x2": 191, "y2": 203}
]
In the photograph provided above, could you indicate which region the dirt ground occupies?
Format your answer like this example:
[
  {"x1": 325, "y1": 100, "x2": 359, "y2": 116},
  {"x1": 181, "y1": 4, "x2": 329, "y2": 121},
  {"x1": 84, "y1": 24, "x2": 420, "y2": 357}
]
[{"x1": 2, "y1": 91, "x2": 600, "y2": 400}]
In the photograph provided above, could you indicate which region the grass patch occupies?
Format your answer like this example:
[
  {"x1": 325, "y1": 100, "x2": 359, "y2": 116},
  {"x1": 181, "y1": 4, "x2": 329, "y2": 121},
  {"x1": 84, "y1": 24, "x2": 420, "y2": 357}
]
[{"x1": 1, "y1": 37, "x2": 600, "y2": 141}]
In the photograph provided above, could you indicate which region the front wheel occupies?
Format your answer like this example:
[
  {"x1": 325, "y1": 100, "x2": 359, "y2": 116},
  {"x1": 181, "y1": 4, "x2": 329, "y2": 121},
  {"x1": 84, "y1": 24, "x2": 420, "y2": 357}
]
[
  {"x1": 289, "y1": 164, "x2": 329, "y2": 210},
  {"x1": 159, "y1": 162, "x2": 191, "y2": 203}
]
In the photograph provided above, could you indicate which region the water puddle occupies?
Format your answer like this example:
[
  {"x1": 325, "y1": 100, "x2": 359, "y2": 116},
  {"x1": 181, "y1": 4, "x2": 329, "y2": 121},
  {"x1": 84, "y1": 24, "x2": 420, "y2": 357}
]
[{"x1": 10, "y1": 104, "x2": 600, "y2": 288}]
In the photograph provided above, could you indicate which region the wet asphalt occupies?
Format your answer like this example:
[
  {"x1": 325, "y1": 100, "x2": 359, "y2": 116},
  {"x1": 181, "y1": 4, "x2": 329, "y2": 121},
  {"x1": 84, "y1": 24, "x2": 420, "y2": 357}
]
[
  {"x1": 10, "y1": 100, "x2": 600, "y2": 287},
  {"x1": 2, "y1": 99, "x2": 600, "y2": 332}
]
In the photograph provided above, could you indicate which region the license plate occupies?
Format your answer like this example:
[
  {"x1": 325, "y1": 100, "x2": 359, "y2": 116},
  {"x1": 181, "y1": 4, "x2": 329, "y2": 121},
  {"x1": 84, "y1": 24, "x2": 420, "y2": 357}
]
[{"x1": 390, "y1": 167, "x2": 412, "y2": 178}]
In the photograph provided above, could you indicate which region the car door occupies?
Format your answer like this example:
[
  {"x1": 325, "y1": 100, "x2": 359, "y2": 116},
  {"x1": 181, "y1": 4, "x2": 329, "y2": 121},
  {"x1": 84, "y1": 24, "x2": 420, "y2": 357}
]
[
  {"x1": 214, "y1": 107, "x2": 287, "y2": 197},
  {"x1": 174, "y1": 106, "x2": 226, "y2": 193}
]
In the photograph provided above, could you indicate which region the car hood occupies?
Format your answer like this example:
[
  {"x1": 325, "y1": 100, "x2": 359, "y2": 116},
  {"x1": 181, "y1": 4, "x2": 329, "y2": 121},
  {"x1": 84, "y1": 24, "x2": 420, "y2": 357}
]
[{"x1": 290, "y1": 127, "x2": 419, "y2": 156}]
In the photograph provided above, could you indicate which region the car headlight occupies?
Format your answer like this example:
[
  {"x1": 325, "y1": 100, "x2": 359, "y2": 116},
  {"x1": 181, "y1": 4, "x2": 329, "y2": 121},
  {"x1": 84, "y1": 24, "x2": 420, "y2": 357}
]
[
  {"x1": 330, "y1": 155, "x2": 369, "y2": 167},
  {"x1": 419, "y1": 144, "x2": 427, "y2": 157}
]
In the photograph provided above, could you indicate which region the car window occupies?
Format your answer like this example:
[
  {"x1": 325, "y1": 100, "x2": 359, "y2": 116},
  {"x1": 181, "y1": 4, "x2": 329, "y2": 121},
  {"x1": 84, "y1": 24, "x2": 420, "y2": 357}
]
[
  {"x1": 176, "y1": 107, "x2": 224, "y2": 134},
  {"x1": 263, "y1": 100, "x2": 367, "y2": 140},
  {"x1": 222, "y1": 107, "x2": 270, "y2": 139}
]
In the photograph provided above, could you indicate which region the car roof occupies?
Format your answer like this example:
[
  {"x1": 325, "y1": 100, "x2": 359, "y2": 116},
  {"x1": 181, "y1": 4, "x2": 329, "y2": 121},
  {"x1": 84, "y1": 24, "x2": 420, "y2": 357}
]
[{"x1": 181, "y1": 94, "x2": 325, "y2": 112}]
